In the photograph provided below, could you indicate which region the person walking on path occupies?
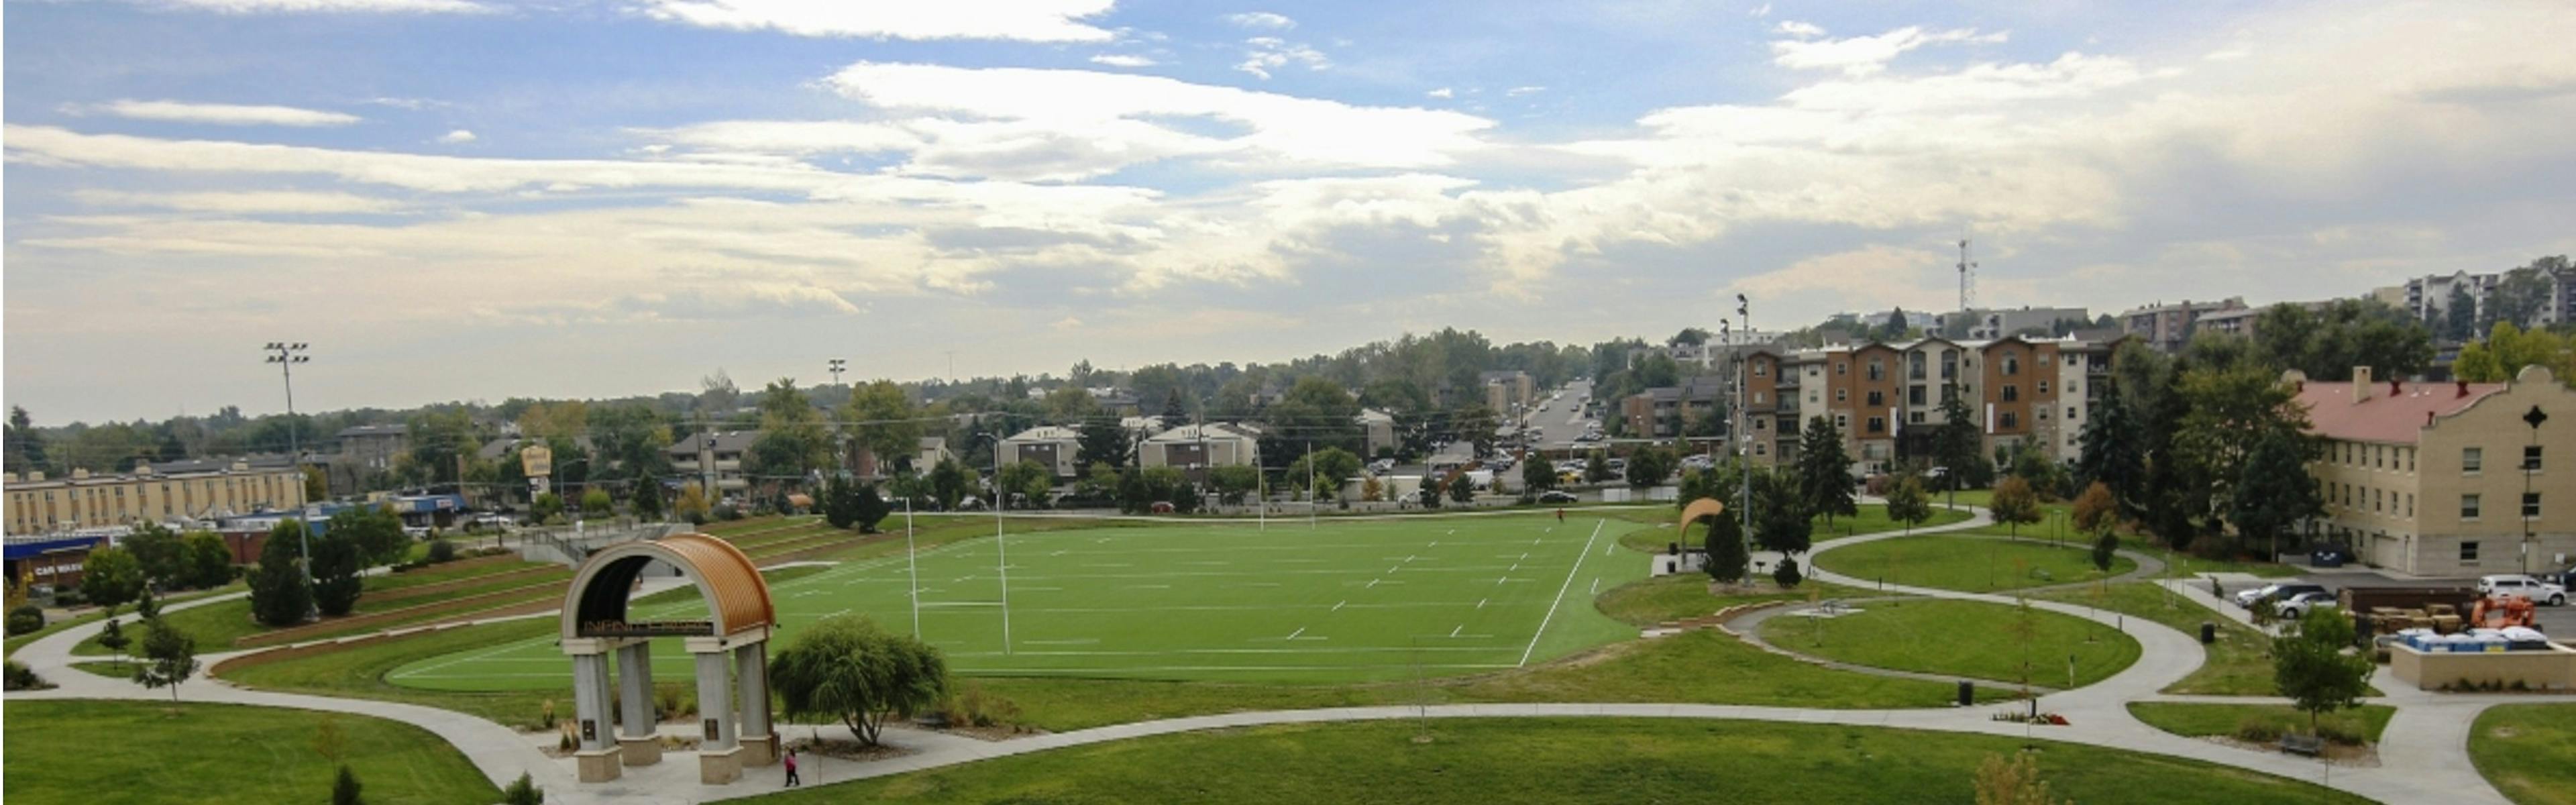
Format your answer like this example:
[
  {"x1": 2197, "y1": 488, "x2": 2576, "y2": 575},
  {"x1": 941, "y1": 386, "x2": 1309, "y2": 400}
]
[
  {"x1": 1556, "y1": 508, "x2": 1564, "y2": 523},
  {"x1": 783, "y1": 748, "x2": 800, "y2": 788}
]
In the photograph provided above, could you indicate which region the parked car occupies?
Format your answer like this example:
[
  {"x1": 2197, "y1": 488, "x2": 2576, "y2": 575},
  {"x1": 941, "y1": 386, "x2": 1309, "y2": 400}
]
[
  {"x1": 1367, "y1": 458, "x2": 1396, "y2": 475},
  {"x1": 1537, "y1": 490, "x2": 1578, "y2": 504},
  {"x1": 2477, "y1": 575, "x2": 2569, "y2": 606},
  {"x1": 2234, "y1": 582, "x2": 2329, "y2": 609},
  {"x1": 2275, "y1": 591, "x2": 2340, "y2": 619}
]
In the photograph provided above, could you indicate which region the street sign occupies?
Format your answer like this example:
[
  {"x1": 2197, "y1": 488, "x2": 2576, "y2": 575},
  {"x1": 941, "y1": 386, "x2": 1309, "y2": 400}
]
[{"x1": 521, "y1": 443, "x2": 553, "y2": 478}]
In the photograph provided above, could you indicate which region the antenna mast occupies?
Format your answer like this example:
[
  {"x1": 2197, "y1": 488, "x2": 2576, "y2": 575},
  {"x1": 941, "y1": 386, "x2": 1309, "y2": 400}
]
[{"x1": 1955, "y1": 238, "x2": 1978, "y2": 314}]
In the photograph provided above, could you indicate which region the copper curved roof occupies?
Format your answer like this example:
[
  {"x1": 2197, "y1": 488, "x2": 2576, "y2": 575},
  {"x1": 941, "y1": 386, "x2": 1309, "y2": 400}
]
[
  {"x1": 561, "y1": 531, "x2": 777, "y2": 641},
  {"x1": 1678, "y1": 497, "x2": 1727, "y2": 535}
]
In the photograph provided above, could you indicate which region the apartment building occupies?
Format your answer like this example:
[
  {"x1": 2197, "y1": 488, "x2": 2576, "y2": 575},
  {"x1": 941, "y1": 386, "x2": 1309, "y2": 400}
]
[
  {"x1": 1758, "y1": 335, "x2": 2126, "y2": 476},
  {"x1": 4, "y1": 461, "x2": 310, "y2": 536},
  {"x1": 2296, "y1": 365, "x2": 2573, "y2": 576},
  {"x1": 1138, "y1": 423, "x2": 1263, "y2": 482},
  {"x1": 2119, "y1": 298, "x2": 2249, "y2": 352}
]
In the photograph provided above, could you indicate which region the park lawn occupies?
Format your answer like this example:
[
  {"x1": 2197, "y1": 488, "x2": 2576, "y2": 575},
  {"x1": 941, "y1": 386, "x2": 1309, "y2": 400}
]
[
  {"x1": 2127, "y1": 702, "x2": 2396, "y2": 745},
  {"x1": 739, "y1": 718, "x2": 2365, "y2": 805},
  {"x1": 1814, "y1": 535, "x2": 2134, "y2": 593},
  {"x1": 2, "y1": 581, "x2": 244, "y2": 659},
  {"x1": 2029, "y1": 580, "x2": 2294, "y2": 696},
  {"x1": 1593, "y1": 573, "x2": 1870, "y2": 627},
  {"x1": 365, "y1": 556, "x2": 555, "y2": 592},
  {"x1": 71, "y1": 577, "x2": 561, "y2": 657},
  {"x1": 1617, "y1": 503, "x2": 1972, "y2": 553},
  {"x1": 1, "y1": 700, "x2": 500, "y2": 805},
  {"x1": 2473, "y1": 704, "x2": 2576, "y2": 805},
  {"x1": 1756, "y1": 598, "x2": 2140, "y2": 689}
]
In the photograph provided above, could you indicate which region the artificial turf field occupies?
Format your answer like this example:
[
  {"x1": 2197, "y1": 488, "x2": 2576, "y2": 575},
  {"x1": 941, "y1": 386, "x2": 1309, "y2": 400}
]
[{"x1": 388, "y1": 511, "x2": 1656, "y2": 690}]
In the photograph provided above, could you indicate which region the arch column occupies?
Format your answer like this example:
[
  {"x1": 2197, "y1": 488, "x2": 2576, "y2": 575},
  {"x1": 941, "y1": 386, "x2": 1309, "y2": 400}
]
[
  {"x1": 734, "y1": 641, "x2": 775, "y2": 766},
  {"x1": 690, "y1": 636, "x2": 742, "y2": 784},
  {"x1": 565, "y1": 639, "x2": 623, "y2": 783},
  {"x1": 616, "y1": 640, "x2": 661, "y2": 766}
]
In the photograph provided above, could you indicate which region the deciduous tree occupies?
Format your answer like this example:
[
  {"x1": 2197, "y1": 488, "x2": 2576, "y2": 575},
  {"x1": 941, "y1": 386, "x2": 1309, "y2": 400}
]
[
  {"x1": 132, "y1": 615, "x2": 199, "y2": 702},
  {"x1": 1885, "y1": 473, "x2": 1933, "y2": 535},
  {"x1": 2273, "y1": 607, "x2": 2374, "y2": 737},
  {"x1": 78, "y1": 547, "x2": 145, "y2": 611},
  {"x1": 769, "y1": 614, "x2": 949, "y2": 745},
  {"x1": 1988, "y1": 476, "x2": 2043, "y2": 539}
]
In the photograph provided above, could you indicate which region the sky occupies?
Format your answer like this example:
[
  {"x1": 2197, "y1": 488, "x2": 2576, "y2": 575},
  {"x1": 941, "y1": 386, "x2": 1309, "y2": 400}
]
[{"x1": 5, "y1": 0, "x2": 2574, "y2": 425}]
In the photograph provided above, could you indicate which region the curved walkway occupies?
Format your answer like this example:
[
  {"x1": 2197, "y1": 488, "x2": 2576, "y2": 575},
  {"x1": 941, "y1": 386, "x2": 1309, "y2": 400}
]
[{"x1": 10, "y1": 506, "x2": 2573, "y2": 804}]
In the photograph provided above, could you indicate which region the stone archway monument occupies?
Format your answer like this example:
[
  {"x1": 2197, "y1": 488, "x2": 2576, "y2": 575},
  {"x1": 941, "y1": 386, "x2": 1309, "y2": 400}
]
[{"x1": 560, "y1": 533, "x2": 777, "y2": 785}]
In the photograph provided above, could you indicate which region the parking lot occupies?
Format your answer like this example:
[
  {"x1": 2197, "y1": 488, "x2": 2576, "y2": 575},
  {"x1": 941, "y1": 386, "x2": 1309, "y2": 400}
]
[{"x1": 2214, "y1": 570, "x2": 2576, "y2": 635}]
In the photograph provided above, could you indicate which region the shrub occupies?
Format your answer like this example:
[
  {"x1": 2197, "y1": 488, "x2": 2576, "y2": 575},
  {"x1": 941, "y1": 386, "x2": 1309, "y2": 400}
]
[
  {"x1": 426, "y1": 539, "x2": 458, "y2": 564},
  {"x1": 942, "y1": 682, "x2": 1023, "y2": 729},
  {"x1": 331, "y1": 765, "x2": 363, "y2": 805},
  {"x1": 1772, "y1": 557, "x2": 1804, "y2": 588},
  {"x1": 501, "y1": 772, "x2": 544, "y2": 805},
  {"x1": 5, "y1": 604, "x2": 44, "y2": 636},
  {"x1": 3, "y1": 659, "x2": 51, "y2": 691},
  {"x1": 2233, "y1": 716, "x2": 2283, "y2": 743},
  {"x1": 714, "y1": 504, "x2": 744, "y2": 522}
]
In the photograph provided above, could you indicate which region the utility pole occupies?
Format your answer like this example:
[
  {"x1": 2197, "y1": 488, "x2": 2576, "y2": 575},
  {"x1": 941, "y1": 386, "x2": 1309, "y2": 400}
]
[{"x1": 263, "y1": 341, "x2": 315, "y2": 614}]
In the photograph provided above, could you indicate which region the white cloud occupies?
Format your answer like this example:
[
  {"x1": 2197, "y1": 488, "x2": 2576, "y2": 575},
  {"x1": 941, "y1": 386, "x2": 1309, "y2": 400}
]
[
  {"x1": 1426, "y1": 87, "x2": 1453, "y2": 99},
  {"x1": 75, "y1": 99, "x2": 360, "y2": 127},
  {"x1": 1089, "y1": 54, "x2": 1157, "y2": 68},
  {"x1": 633, "y1": 0, "x2": 1116, "y2": 41},
  {"x1": 821, "y1": 62, "x2": 1492, "y2": 172},
  {"x1": 72, "y1": 189, "x2": 405, "y2": 214},
  {"x1": 439, "y1": 129, "x2": 477, "y2": 143},
  {"x1": 1748, "y1": 3, "x2": 1770, "y2": 17},
  {"x1": 1235, "y1": 36, "x2": 1329, "y2": 79},
  {"x1": 1770, "y1": 26, "x2": 2008, "y2": 76},
  {"x1": 1505, "y1": 86, "x2": 1545, "y2": 97},
  {"x1": 1222, "y1": 11, "x2": 1293, "y2": 30},
  {"x1": 1773, "y1": 20, "x2": 1824, "y2": 38},
  {"x1": 140, "y1": 0, "x2": 489, "y2": 12}
]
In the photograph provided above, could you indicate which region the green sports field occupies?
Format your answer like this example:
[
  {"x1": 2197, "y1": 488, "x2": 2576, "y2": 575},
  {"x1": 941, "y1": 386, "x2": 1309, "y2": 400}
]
[{"x1": 386, "y1": 511, "x2": 1656, "y2": 690}]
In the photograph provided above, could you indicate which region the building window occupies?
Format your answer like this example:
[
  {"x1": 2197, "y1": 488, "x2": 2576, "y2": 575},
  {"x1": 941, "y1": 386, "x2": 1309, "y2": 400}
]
[
  {"x1": 2526, "y1": 493, "x2": 2543, "y2": 519},
  {"x1": 2066, "y1": 406, "x2": 2079, "y2": 420},
  {"x1": 1754, "y1": 362, "x2": 1768, "y2": 376},
  {"x1": 2037, "y1": 380, "x2": 2050, "y2": 394},
  {"x1": 1867, "y1": 391, "x2": 1884, "y2": 407},
  {"x1": 1835, "y1": 415, "x2": 1849, "y2": 431},
  {"x1": 1755, "y1": 443, "x2": 1768, "y2": 455},
  {"x1": 2527, "y1": 445, "x2": 2544, "y2": 472},
  {"x1": 2003, "y1": 354, "x2": 2021, "y2": 376},
  {"x1": 1836, "y1": 362, "x2": 1847, "y2": 376},
  {"x1": 1836, "y1": 389, "x2": 1849, "y2": 402},
  {"x1": 2000, "y1": 412, "x2": 2019, "y2": 429},
  {"x1": 1910, "y1": 411, "x2": 1926, "y2": 424},
  {"x1": 1868, "y1": 360, "x2": 1884, "y2": 381},
  {"x1": 2464, "y1": 447, "x2": 2482, "y2": 473},
  {"x1": 2002, "y1": 384, "x2": 2019, "y2": 402},
  {"x1": 2462, "y1": 494, "x2": 2481, "y2": 520},
  {"x1": 1910, "y1": 386, "x2": 1926, "y2": 406},
  {"x1": 2462, "y1": 541, "x2": 2481, "y2": 562},
  {"x1": 1866, "y1": 417, "x2": 1886, "y2": 434}
]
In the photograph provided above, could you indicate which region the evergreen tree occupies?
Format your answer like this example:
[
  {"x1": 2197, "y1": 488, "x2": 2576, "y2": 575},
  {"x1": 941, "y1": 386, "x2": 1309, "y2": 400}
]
[
  {"x1": 1751, "y1": 469, "x2": 1812, "y2": 555},
  {"x1": 309, "y1": 531, "x2": 364, "y2": 617},
  {"x1": 1704, "y1": 503, "x2": 1749, "y2": 583},
  {"x1": 249, "y1": 520, "x2": 313, "y2": 627},
  {"x1": 331, "y1": 765, "x2": 364, "y2": 805},
  {"x1": 633, "y1": 476, "x2": 665, "y2": 521},
  {"x1": 1796, "y1": 415, "x2": 1857, "y2": 527},
  {"x1": 822, "y1": 475, "x2": 859, "y2": 529},
  {"x1": 2230, "y1": 431, "x2": 2323, "y2": 559},
  {"x1": 1075, "y1": 415, "x2": 1132, "y2": 470},
  {"x1": 852, "y1": 483, "x2": 892, "y2": 533},
  {"x1": 1933, "y1": 384, "x2": 1981, "y2": 503}
]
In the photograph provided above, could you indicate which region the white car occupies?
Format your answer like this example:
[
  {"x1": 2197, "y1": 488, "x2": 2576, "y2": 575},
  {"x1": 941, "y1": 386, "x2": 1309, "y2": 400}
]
[
  {"x1": 2275, "y1": 591, "x2": 2339, "y2": 620},
  {"x1": 2477, "y1": 575, "x2": 2569, "y2": 606}
]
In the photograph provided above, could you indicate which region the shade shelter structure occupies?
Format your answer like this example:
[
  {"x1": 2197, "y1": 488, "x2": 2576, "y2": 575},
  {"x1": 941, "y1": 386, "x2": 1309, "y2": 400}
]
[{"x1": 558, "y1": 533, "x2": 777, "y2": 784}]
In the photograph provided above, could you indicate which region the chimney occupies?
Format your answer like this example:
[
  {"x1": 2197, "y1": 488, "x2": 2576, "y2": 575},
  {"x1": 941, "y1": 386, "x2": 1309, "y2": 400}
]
[
  {"x1": 28, "y1": 471, "x2": 43, "y2": 482},
  {"x1": 70, "y1": 468, "x2": 91, "y2": 480},
  {"x1": 2353, "y1": 367, "x2": 2373, "y2": 403},
  {"x1": 2390, "y1": 379, "x2": 2403, "y2": 398}
]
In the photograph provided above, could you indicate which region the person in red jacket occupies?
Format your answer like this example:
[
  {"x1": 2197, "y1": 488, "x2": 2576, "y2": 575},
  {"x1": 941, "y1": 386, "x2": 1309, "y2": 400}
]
[{"x1": 783, "y1": 747, "x2": 800, "y2": 787}]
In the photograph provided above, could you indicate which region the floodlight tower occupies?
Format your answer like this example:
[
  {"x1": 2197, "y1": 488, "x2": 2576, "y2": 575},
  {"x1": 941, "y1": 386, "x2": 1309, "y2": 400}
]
[
  {"x1": 1957, "y1": 239, "x2": 1978, "y2": 315},
  {"x1": 264, "y1": 341, "x2": 316, "y2": 606}
]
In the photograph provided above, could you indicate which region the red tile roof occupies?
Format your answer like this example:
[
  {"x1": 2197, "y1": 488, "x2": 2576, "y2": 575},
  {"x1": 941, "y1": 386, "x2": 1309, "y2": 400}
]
[{"x1": 2294, "y1": 380, "x2": 2507, "y2": 444}]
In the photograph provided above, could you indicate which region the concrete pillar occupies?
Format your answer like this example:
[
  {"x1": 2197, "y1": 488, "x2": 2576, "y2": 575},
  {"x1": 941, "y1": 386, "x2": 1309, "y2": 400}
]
[
  {"x1": 734, "y1": 641, "x2": 775, "y2": 766},
  {"x1": 568, "y1": 647, "x2": 622, "y2": 782},
  {"x1": 693, "y1": 647, "x2": 741, "y2": 785},
  {"x1": 616, "y1": 641, "x2": 661, "y2": 766}
]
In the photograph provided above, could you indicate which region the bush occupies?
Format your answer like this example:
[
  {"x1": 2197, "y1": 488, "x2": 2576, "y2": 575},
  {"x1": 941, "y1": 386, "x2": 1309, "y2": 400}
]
[
  {"x1": 426, "y1": 539, "x2": 458, "y2": 564},
  {"x1": 3, "y1": 659, "x2": 52, "y2": 691},
  {"x1": 714, "y1": 504, "x2": 744, "y2": 522},
  {"x1": 331, "y1": 765, "x2": 363, "y2": 805},
  {"x1": 500, "y1": 772, "x2": 543, "y2": 805},
  {"x1": 941, "y1": 682, "x2": 1023, "y2": 729},
  {"x1": 1772, "y1": 557, "x2": 1804, "y2": 588},
  {"x1": 2233, "y1": 716, "x2": 2283, "y2": 743},
  {"x1": 5, "y1": 604, "x2": 44, "y2": 636}
]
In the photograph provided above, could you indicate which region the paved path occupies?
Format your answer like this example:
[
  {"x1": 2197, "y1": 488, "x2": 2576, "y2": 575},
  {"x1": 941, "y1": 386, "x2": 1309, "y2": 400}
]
[{"x1": 11, "y1": 506, "x2": 2575, "y2": 804}]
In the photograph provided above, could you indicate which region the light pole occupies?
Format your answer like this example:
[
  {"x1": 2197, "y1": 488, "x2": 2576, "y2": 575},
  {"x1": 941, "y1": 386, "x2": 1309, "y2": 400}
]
[
  {"x1": 263, "y1": 342, "x2": 316, "y2": 605},
  {"x1": 2524, "y1": 405, "x2": 2548, "y2": 575},
  {"x1": 828, "y1": 358, "x2": 849, "y2": 480},
  {"x1": 1735, "y1": 294, "x2": 1752, "y2": 564}
]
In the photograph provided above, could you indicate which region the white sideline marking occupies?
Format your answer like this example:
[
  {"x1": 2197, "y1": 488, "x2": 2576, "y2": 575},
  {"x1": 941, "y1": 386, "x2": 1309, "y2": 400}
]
[
  {"x1": 1589, "y1": 578, "x2": 1600, "y2": 594},
  {"x1": 1018, "y1": 586, "x2": 1064, "y2": 592},
  {"x1": 1286, "y1": 627, "x2": 1305, "y2": 640},
  {"x1": 1021, "y1": 639, "x2": 1099, "y2": 645},
  {"x1": 1477, "y1": 598, "x2": 1488, "y2": 609},
  {"x1": 1449, "y1": 625, "x2": 1463, "y2": 638},
  {"x1": 1333, "y1": 600, "x2": 1347, "y2": 612},
  {"x1": 1366, "y1": 578, "x2": 1382, "y2": 589},
  {"x1": 1519, "y1": 519, "x2": 1605, "y2": 667},
  {"x1": 1126, "y1": 584, "x2": 1172, "y2": 590},
  {"x1": 1387, "y1": 565, "x2": 1401, "y2": 574}
]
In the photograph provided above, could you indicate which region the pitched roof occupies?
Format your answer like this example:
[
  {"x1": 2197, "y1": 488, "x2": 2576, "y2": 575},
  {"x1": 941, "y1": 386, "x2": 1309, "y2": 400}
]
[{"x1": 2294, "y1": 380, "x2": 2507, "y2": 444}]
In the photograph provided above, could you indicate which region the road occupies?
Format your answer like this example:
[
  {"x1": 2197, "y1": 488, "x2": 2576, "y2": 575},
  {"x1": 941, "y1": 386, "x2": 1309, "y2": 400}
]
[{"x1": 2211, "y1": 570, "x2": 2576, "y2": 634}]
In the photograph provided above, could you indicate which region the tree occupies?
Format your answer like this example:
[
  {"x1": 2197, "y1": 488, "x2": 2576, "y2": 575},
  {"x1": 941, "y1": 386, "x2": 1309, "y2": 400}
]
[
  {"x1": 1283, "y1": 447, "x2": 1362, "y2": 500},
  {"x1": 2070, "y1": 482, "x2": 2116, "y2": 535},
  {"x1": 1933, "y1": 384, "x2": 1981, "y2": 500},
  {"x1": 1885, "y1": 474, "x2": 1933, "y2": 535},
  {"x1": 633, "y1": 476, "x2": 665, "y2": 521},
  {"x1": 123, "y1": 523, "x2": 187, "y2": 590},
  {"x1": 97, "y1": 617, "x2": 131, "y2": 671},
  {"x1": 675, "y1": 483, "x2": 712, "y2": 525},
  {"x1": 2230, "y1": 430, "x2": 2323, "y2": 559},
  {"x1": 2454, "y1": 321, "x2": 2576, "y2": 386},
  {"x1": 1520, "y1": 451, "x2": 1557, "y2": 494},
  {"x1": 500, "y1": 773, "x2": 543, "y2": 805},
  {"x1": 327, "y1": 504, "x2": 408, "y2": 569},
  {"x1": 768, "y1": 614, "x2": 949, "y2": 745},
  {"x1": 1973, "y1": 751, "x2": 2067, "y2": 805},
  {"x1": 1208, "y1": 465, "x2": 1261, "y2": 506},
  {"x1": 1583, "y1": 451, "x2": 1614, "y2": 484},
  {"x1": 331, "y1": 765, "x2": 364, "y2": 805},
  {"x1": 1796, "y1": 415, "x2": 1857, "y2": 526},
  {"x1": 844, "y1": 380, "x2": 924, "y2": 475},
  {"x1": 309, "y1": 531, "x2": 365, "y2": 617},
  {"x1": 747, "y1": 378, "x2": 833, "y2": 488},
  {"x1": 1772, "y1": 555, "x2": 1804, "y2": 588},
  {"x1": 822, "y1": 475, "x2": 860, "y2": 529},
  {"x1": 1041, "y1": 385, "x2": 1102, "y2": 422},
  {"x1": 2092, "y1": 533, "x2": 2119, "y2": 572},
  {"x1": 1751, "y1": 470, "x2": 1811, "y2": 555},
  {"x1": 927, "y1": 459, "x2": 973, "y2": 511},
  {"x1": 5, "y1": 405, "x2": 46, "y2": 476},
  {"x1": 588, "y1": 403, "x2": 674, "y2": 484},
  {"x1": 1073, "y1": 415, "x2": 1132, "y2": 472},
  {"x1": 249, "y1": 521, "x2": 313, "y2": 627},
  {"x1": 1704, "y1": 504, "x2": 1749, "y2": 583},
  {"x1": 531, "y1": 492, "x2": 565, "y2": 523},
  {"x1": 1668, "y1": 327, "x2": 1711, "y2": 346},
  {"x1": 1624, "y1": 446, "x2": 1676, "y2": 488},
  {"x1": 1446, "y1": 472, "x2": 1476, "y2": 504},
  {"x1": 2175, "y1": 361, "x2": 2310, "y2": 547},
  {"x1": 2445, "y1": 283, "x2": 2480, "y2": 341},
  {"x1": 78, "y1": 547, "x2": 146, "y2": 612},
  {"x1": 2251, "y1": 299, "x2": 2433, "y2": 381},
  {"x1": 180, "y1": 532, "x2": 233, "y2": 590},
  {"x1": 580, "y1": 488, "x2": 613, "y2": 517},
  {"x1": 2487, "y1": 258, "x2": 2566, "y2": 330},
  {"x1": 132, "y1": 616, "x2": 199, "y2": 702},
  {"x1": 1262, "y1": 378, "x2": 1366, "y2": 458},
  {"x1": 996, "y1": 459, "x2": 1054, "y2": 508},
  {"x1": 2273, "y1": 607, "x2": 2374, "y2": 737},
  {"x1": 851, "y1": 482, "x2": 891, "y2": 532},
  {"x1": 1988, "y1": 476, "x2": 2043, "y2": 539},
  {"x1": 402, "y1": 409, "x2": 476, "y2": 486}
]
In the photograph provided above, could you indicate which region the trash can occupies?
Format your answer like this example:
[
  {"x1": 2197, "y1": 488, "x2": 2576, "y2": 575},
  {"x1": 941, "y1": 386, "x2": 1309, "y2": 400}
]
[
  {"x1": 1957, "y1": 680, "x2": 1974, "y2": 706},
  {"x1": 2200, "y1": 622, "x2": 2216, "y2": 645}
]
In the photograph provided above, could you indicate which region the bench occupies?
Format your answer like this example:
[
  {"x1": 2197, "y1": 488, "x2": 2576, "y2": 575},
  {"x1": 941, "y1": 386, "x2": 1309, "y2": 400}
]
[{"x1": 2279, "y1": 733, "x2": 2324, "y2": 757}]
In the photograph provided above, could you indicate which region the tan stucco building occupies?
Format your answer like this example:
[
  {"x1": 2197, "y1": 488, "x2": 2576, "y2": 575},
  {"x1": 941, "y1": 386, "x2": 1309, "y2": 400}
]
[
  {"x1": 5, "y1": 462, "x2": 310, "y2": 536},
  {"x1": 2296, "y1": 365, "x2": 2573, "y2": 576}
]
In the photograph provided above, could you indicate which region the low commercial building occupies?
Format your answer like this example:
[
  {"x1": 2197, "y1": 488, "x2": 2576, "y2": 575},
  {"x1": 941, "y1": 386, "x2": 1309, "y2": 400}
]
[
  {"x1": 2296, "y1": 364, "x2": 2573, "y2": 576},
  {"x1": 998, "y1": 426, "x2": 1083, "y2": 478},
  {"x1": 1139, "y1": 423, "x2": 1263, "y2": 482},
  {"x1": 664, "y1": 431, "x2": 756, "y2": 494}
]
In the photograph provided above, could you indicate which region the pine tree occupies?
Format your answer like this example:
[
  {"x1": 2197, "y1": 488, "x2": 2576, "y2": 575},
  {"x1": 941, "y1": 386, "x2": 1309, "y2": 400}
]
[
  {"x1": 309, "y1": 531, "x2": 364, "y2": 617},
  {"x1": 248, "y1": 520, "x2": 313, "y2": 627},
  {"x1": 1796, "y1": 415, "x2": 1857, "y2": 527},
  {"x1": 331, "y1": 765, "x2": 364, "y2": 805},
  {"x1": 1704, "y1": 504, "x2": 1749, "y2": 584}
]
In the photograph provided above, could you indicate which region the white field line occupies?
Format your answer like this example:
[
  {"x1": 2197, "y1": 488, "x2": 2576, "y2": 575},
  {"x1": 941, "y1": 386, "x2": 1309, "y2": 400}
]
[{"x1": 1519, "y1": 518, "x2": 1605, "y2": 667}]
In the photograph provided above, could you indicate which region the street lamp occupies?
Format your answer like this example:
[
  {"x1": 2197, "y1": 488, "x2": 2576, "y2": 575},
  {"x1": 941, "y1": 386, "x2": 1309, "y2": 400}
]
[
  {"x1": 264, "y1": 341, "x2": 316, "y2": 615},
  {"x1": 2524, "y1": 405, "x2": 2548, "y2": 575},
  {"x1": 828, "y1": 358, "x2": 849, "y2": 478}
]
